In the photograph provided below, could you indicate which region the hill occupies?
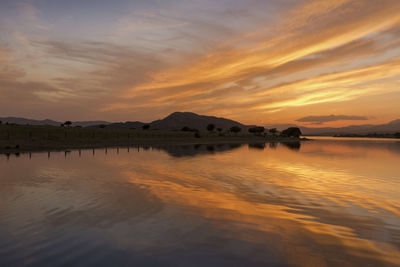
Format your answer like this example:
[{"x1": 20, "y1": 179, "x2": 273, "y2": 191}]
[
  {"x1": 266, "y1": 119, "x2": 400, "y2": 136},
  {"x1": 149, "y1": 112, "x2": 250, "y2": 131},
  {"x1": 105, "y1": 112, "x2": 251, "y2": 131},
  {"x1": 0, "y1": 117, "x2": 110, "y2": 127}
]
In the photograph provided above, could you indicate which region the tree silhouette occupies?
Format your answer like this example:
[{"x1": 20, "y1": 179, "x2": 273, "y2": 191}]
[
  {"x1": 248, "y1": 126, "x2": 265, "y2": 135},
  {"x1": 142, "y1": 124, "x2": 150, "y2": 130},
  {"x1": 64, "y1": 121, "x2": 72, "y2": 127},
  {"x1": 207, "y1": 123, "x2": 215, "y2": 132},
  {"x1": 269, "y1": 128, "x2": 278, "y2": 136},
  {"x1": 281, "y1": 127, "x2": 302, "y2": 138},
  {"x1": 230, "y1": 126, "x2": 241, "y2": 134}
]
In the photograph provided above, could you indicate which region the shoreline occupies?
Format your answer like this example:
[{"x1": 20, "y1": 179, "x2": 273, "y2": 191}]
[{"x1": 0, "y1": 137, "x2": 307, "y2": 154}]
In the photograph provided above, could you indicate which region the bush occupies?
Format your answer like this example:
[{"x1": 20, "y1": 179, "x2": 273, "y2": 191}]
[
  {"x1": 269, "y1": 128, "x2": 278, "y2": 135},
  {"x1": 281, "y1": 127, "x2": 302, "y2": 138},
  {"x1": 248, "y1": 126, "x2": 265, "y2": 135},
  {"x1": 182, "y1": 126, "x2": 198, "y2": 132},
  {"x1": 230, "y1": 126, "x2": 241, "y2": 134}
]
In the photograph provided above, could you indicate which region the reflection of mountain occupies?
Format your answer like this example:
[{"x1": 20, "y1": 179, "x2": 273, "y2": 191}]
[
  {"x1": 151, "y1": 143, "x2": 244, "y2": 157},
  {"x1": 1, "y1": 139, "x2": 400, "y2": 266},
  {"x1": 152, "y1": 142, "x2": 302, "y2": 157}
]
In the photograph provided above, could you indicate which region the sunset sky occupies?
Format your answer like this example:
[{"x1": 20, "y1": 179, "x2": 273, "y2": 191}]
[{"x1": 1, "y1": 0, "x2": 399, "y2": 127}]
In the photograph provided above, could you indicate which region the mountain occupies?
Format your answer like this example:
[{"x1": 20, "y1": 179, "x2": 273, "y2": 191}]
[
  {"x1": 266, "y1": 119, "x2": 400, "y2": 135},
  {"x1": 0, "y1": 117, "x2": 110, "y2": 127},
  {"x1": 105, "y1": 112, "x2": 251, "y2": 131},
  {"x1": 0, "y1": 117, "x2": 61, "y2": 126},
  {"x1": 149, "y1": 112, "x2": 250, "y2": 131}
]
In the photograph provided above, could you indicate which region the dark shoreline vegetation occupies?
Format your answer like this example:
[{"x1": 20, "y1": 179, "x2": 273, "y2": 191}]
[{"x1": 0, "y1": 124, "x2": 306, "y2": 154}]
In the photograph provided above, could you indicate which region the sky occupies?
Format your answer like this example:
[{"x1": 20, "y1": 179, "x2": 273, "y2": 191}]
[{"x1": 0, "y1": 0, "x2": 399, "y2": 127}]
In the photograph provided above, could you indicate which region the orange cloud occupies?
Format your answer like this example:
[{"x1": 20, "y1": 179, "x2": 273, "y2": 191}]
[
  {"x1": 1, "y1": 0, "x2": 400, "y2": 123},
  {"x1": 99, "y1": 0, "x2": 400, "y2": 124}
]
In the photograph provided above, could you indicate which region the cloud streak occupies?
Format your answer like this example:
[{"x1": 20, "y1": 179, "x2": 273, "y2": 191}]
[
  {"x1": 0, "y1": 0, "x2": 400, "y2": 124},
  {"x1": 297, "y1": 115, "x2": 369, "y2": 124}
]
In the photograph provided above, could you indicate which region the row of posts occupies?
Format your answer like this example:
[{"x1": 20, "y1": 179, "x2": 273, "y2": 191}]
[{"x1": 3, "y1": 147, "x2": 144, "y2": 160}]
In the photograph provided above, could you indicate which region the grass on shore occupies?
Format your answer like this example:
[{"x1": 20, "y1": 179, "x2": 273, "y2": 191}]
[{"x1": 0, "y1": 124, "x2": 296, "y2": 153}]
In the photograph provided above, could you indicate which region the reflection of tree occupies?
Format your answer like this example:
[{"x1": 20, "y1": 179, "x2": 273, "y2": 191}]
[
  {"x1": 269, "y1": 142, "x2": 278, "y2": 149},
  {"x1": 229, "y1": 143, "x2": 242, "y2": 149},
  {"x1": 248, "y1": 143, "x2": 266, "y2": 150},
  {"x1": 151, "y1": 144, "x2": 244, "y2": 157},
  {"x1": 281, "y1": 141, "x2": 301, "y2": 151}
]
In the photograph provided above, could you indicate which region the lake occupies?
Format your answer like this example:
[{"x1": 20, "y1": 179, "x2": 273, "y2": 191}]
[{"x1": 0, "y1": 138, "x2": 399, "y2": 266}]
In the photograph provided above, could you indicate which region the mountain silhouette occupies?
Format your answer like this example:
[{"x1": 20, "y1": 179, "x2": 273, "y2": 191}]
[
  {"x1": 0, "y1": 117, "x2": 110, "y2": 127},
  {"x1": 105, "y1": 112, "x2": 250, "y2": 131},
  {"x1": 149, "y1": 112, "x2": 249, "y2": 131},
  {"x1": 2, "y1": 113, "x2": 399, "y2": 135},
  {"x1": 266, "y1": 119, "x2": 400, "y2": 135}
]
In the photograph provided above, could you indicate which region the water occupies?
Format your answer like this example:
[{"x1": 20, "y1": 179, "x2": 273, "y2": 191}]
[{"x1": 0, "y1": 138, "x2": 399, "y2": 266}]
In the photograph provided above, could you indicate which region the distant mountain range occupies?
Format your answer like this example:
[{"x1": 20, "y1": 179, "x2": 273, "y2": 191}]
[
  {"x1": 1, "y1": 113, "x2": 400, "y2": 135},
  {"x1": 0, "y1": 112, "x2": 249, "y2": 132},
  {"x1": 266, "y1": 119, "x2": 400, "y2": 135},
  {"x1": 0, "y1": 117, "x2": 110, "y2": 127}
]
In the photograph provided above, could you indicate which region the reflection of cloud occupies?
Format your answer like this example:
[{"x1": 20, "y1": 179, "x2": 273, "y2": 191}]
[
  {"x1": 1, "y1": 143, "x2": 400, "y2": 265},
  {"x1": 297, "y1": 115, "x2": 368, "y2": 124}
]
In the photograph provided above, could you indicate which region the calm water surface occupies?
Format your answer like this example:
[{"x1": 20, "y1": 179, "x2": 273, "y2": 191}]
[{"x1": 0, "y1": 138, "x2": 400, "y2": 266}]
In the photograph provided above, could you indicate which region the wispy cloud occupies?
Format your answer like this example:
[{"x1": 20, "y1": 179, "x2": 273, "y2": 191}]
[
  {"x1": 0, "y1": 0, "x2": 400, "y2": 123},
  {"x1": 297, "y1": 115, "x2": 368, "y2": 124}
]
